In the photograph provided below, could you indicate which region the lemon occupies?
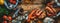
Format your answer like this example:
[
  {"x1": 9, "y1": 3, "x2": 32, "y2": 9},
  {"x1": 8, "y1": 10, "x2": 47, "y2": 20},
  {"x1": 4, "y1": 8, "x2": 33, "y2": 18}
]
[{"x1": 0, "y1": 0, "x2": 4, "y2": 5}]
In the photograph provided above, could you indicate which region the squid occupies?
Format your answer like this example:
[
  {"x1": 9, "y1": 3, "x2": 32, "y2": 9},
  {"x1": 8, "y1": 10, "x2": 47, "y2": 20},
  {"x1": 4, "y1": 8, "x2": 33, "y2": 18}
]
[
  {"x1": 45, "y1": 1, "x2": 56, "y2": 17},
  {"x1": 27, "y1": 9, "x2": 46, "y2": 22}
]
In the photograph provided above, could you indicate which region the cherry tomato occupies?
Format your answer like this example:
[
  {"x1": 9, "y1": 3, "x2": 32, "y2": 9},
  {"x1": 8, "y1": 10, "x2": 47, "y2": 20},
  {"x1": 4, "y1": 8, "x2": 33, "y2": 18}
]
[
  {"x1": 3, "y1": 21, "x2": 7, "y2": 23},
  {"x1": 13, "y1": 1, "x2": 16, "y2": 4},
  {"x1": 9, "y1": 0, "x2": 13, "y2": 3},
  {"x1": 8, "y1": 16, "x2": 12, "y2": 21},
  {"x1": 3, "y1": 15, "x2": 7, "y2": 19},
  {"x1": 9, "y1": 0, "x2": 16, "y2": 4}
]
